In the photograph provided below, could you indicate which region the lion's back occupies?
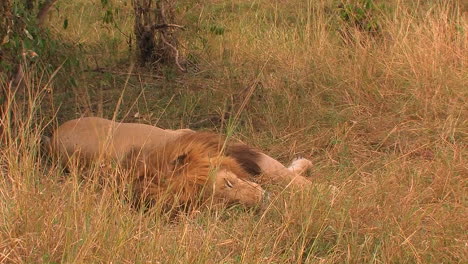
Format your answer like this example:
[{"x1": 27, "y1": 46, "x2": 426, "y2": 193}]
[{"x1": 50, "y1": 117, "x2": 191, "y2": 164}]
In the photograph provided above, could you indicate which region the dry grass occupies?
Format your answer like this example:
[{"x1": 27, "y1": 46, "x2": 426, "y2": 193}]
[{"x1": 1, "y1": 0, "x2": 467, "y2": 263}]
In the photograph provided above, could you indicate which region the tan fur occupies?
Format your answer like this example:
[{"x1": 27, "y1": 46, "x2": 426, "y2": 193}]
[
  {"x1": 50, "y1": 117, "x2": 265, "y2": 208},
  {"x1": 50, "y1": 117, "x2": 192, "y2": 165},
  {"x1": 50, "y1": 117, "x2": 312, "y2": 208}
]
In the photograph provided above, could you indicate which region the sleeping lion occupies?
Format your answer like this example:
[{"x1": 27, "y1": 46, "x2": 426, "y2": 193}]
[{"x1": 49, "y1": 117, "x2": 313, "y2": 208}]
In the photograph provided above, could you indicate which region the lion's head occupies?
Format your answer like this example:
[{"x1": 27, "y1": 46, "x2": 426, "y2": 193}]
[{"x1": 126, "y1": 132, "x2": 266, "y2": 208}]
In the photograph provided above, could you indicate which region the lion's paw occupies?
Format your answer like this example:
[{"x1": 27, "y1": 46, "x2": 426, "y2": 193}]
[{"x1": 288, "y1": 158, "x2": 313, "y2": 175}]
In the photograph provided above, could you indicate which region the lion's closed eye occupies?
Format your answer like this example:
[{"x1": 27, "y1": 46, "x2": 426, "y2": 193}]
[{"x1": 224, "y1": 178, "x2": 234, "y2": 188}]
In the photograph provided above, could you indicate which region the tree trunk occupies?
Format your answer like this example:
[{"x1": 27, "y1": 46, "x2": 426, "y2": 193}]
[
  {"x1": 25, "y1": 0, "x2": 35, "y2": 11},
  {"x1": 133, "y1": 0, "x2": 185, "y2": 71},
  {"x1": 0, "y1": 0, "x2": 12, "y2": 49},
  {"x1": 0, "y1": 0, "x2": 12, "y2": 138}
]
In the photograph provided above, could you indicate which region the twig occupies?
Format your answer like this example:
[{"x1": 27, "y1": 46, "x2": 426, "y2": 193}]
[
  {"x1": 151, "y1": 23, "x2": 185, "y2": 31},
  {"x1": 84, "y1": 68, "x2": 163, "y2": 79},
  {"x1": 160, "y1": 33, "x2": 186, "y2": 72}
]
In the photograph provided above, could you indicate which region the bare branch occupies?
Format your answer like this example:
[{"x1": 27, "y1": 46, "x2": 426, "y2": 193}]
[
  {"x1": 159, "y1": 0, "x2": 168, "y2": 24},
  {"x1": 160, "y1": 33, "x2": 186, "y2": 72},
  {"x1": 150, "y1": 23, "x2": 185, "y2": 31}
]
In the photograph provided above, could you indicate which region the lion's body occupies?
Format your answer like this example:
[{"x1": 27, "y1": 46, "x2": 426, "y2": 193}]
[
  {"x1": 50, "y1": 117, "x2": 312, "y2": 208},
  {"x1": 51, "y1": 117, "x2": 192, "y2": 164}
]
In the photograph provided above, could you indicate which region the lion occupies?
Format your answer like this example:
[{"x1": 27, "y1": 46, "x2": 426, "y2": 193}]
[{"x1": 49, "y1": 117, "x2": 313, "y2": 208}]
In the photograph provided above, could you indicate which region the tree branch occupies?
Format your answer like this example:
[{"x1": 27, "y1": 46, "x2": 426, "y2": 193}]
[
  {"x1": 150, "y1": 23, "x2": 185, "y2": 31},
  {"x1": 160, "y1": 33, "x2": 186, "y2": 72}
]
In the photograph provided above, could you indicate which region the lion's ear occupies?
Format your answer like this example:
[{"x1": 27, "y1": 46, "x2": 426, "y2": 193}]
[
  {"x1": 227, "y1": 143, "x2": 262, "y2": 176},
  {"x1": 121, "y1": 146, "x2": 148, "y2": 171},
  {"x1": 171, "y1": 153, "x2": 188, "y2": 167}
]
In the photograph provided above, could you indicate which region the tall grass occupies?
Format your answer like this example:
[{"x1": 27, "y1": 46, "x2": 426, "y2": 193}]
[{"x1": 1, "y1": 0, "x2": 466, "y2": 263}]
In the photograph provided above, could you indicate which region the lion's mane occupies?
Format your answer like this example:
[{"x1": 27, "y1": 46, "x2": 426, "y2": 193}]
[{"x1": 127, "y1": 132, "x2": 261, "y2": 207}]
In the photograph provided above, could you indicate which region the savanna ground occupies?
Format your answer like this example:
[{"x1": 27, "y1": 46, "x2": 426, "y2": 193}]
[{"x1": 1, "y1": 0, "x2": 467, "y2": 263}]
